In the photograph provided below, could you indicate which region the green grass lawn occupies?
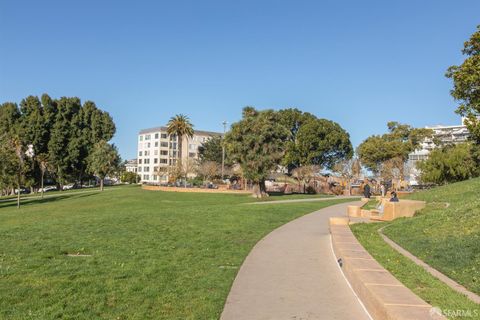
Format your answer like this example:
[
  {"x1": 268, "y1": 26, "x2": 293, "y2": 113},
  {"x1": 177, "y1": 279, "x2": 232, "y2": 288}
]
[
  {"x1": 261, "y1": 192, "x2": 333, "y2": 201},
  {"x1": 351, "y1": 178, "x2": 480, "y2": 319},
  {"x1": 361, "y1": 198, "x2": 379, "y2": 210},
  {"x1": 386, "y1": 178, "x2": 480, "y2": 296},
  {"x1": 351, "y1": 223, "x2": 479, "y2": 319},
  {"x1": 0, "y1": 185, "x2": 351, "y2": 320}
]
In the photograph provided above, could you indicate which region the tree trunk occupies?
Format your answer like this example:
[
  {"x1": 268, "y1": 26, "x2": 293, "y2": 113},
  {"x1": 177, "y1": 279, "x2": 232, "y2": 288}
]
[
  {"x1": 100, "y1": 179, "x2": 104, "y2": 191},
  {"x1": 17, "y1": 177, "x2": 20, "y2": 209},
  {"x1": 41, "y1": 172, "x2": 44, "y2": 199},
  {"x1": 252, "y1": 180, "x2": 269, "y2": 198}
]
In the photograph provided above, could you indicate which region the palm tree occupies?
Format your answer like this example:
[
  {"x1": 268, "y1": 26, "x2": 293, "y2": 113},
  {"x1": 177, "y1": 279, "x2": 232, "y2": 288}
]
[{"x1": 166, "y1": 114, "x2": 194, "y2": 185}]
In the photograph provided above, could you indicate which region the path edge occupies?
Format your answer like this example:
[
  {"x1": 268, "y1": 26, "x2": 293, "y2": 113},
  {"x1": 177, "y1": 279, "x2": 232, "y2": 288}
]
[{"x1": 329, "y1": 217, "x2": 446, "y2": 320}]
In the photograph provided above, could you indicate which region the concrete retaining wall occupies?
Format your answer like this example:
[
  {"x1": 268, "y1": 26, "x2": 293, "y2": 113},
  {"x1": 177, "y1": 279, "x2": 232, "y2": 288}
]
[{"x1": 330, "y1": 221, "x2": 445, "y2": 320}]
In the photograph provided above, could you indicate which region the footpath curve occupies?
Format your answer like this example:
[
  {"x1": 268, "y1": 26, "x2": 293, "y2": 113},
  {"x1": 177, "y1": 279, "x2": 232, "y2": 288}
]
[{"x1": 221, "y1": 201, "x2": 371, "y2": 320}]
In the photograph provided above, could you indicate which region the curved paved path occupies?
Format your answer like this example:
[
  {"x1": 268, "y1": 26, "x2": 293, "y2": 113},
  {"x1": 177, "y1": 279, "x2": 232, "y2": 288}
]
[{"x1": 221, "y1": 201, "x2": 371, "y2": 320}]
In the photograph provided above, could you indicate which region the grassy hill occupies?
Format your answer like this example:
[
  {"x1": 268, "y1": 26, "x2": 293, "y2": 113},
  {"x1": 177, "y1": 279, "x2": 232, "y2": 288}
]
[
  {"x1": 0, "y1": 185, "x2": 351, "y2": 320},
  {"x1": 351, "y1": 178, "x2": 480, "y2": 319},
  {"x1": 385, "y1": 177, "x2": 480, "y2": 295}
]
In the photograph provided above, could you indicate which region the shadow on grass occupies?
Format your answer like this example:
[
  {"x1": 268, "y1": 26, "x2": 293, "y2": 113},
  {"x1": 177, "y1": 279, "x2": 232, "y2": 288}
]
[{"x1": 0, "y1": 193, "x2": 99, "y2": 209}]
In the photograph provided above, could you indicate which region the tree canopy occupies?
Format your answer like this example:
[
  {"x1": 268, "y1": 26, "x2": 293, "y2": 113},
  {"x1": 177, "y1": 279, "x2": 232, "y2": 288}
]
[
  {"x1": 167, "y1": 114, "x2": 194, "y2": 162},
  {"x1": 224, "y1": 107, "x2": 290, "y2": 197},
  {"x1": 0, "y1": 94, "x2": 116, "y2": 195},
  {"x1": 87, "y1": 140, "x2": 121, "y2": 191},
  {"x1": 446, "y1": 25, "x2": 480, "y2": 143},
  {"x1": 198, "y1": 135, "x2": 226, "y2": 164},
  {"x1": 224, "y1": 106, "x2": 353, "y2": 197},
  {"x1": 278, "y1": 108, "x2": 352, "y2": 171},
  {"x1": 357, "y1": 122, "x2": 432, "y2": 173},
  {"x1": 418, "y1": 143, "x2": 479, "y2": 184}
]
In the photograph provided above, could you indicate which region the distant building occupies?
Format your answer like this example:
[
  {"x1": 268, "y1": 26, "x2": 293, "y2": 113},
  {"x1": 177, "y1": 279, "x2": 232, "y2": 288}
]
[
  {"x1": 408, "y1": 119, "x2": 470, "y2": 185},
  {"x1": 137, "y1": 126, "x2": 221, "y2": 183},
  {"x1": 125, "y1": 159, "x2": 138, "y2": 173}
]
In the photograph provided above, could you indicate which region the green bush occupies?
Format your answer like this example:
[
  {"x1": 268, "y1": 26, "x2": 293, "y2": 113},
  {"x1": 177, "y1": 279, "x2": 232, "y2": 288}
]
[
  {"x1": 417, "y1": 143, "x2": 479, "y2": 185},
  {"x1": 120, "y1": 171, "x2": 140, "y2": 184}
]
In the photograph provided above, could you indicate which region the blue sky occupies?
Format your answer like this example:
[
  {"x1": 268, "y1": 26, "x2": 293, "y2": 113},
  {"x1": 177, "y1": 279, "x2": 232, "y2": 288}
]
[{"x1": 1, "y1": 0, "x2": 479, "y2": 159}]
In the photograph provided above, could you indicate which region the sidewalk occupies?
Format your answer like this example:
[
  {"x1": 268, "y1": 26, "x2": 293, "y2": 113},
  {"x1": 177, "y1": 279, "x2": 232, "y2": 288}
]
[{"x1": 221, "y1": 201, "x2": 371, "y2": 320}]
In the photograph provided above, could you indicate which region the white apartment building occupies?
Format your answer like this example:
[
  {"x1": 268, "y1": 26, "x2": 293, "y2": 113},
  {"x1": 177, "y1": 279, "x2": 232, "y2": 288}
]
[
  {"x1": 137, "y1": 126, "x2": 221, "y2": 183},
  {"x1": 125, "y1": 159, "x2": 138, "y2": 173},
  {"x1": 408, "y1": 119, "x2": 470, "y2": 185}
]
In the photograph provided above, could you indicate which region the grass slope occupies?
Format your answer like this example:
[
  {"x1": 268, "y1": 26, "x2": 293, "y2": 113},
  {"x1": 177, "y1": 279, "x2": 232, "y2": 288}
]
[
  {"x1": 0, "y1": 185, "x2": 351, "y2": 320},
  {"x1": 386, "y1": 178, "x2": 480, "y2": 296},
  {"x1": 352, "y1": 178, "x2": 480, "y2": 319}
]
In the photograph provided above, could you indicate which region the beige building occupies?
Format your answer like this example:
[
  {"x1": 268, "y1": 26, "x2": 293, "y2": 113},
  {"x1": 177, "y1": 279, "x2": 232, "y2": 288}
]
[{"x1": 137, "y1": 126, "x2": 221, "y2": 183}]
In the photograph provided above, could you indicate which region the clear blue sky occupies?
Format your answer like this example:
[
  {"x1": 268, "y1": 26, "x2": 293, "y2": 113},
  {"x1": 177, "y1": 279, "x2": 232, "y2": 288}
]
[{"x1": 1, "y1": 0, "x2": 479, "y2": 159}]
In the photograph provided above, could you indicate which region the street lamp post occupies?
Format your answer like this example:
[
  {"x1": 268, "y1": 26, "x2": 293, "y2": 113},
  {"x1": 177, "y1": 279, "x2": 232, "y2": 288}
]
[{"x1": 221, "y1": 121, "x2": 228, "y2": 181}]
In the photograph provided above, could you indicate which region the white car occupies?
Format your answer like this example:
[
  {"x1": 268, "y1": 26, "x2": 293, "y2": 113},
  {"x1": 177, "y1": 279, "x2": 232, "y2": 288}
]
[{"x1": 39, "y1": 186, "x2": 57, "y2": 192}]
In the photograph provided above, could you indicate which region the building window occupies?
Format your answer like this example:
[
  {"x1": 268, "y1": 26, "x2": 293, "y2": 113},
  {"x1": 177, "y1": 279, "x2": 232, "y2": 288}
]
[
  {"x1": 143, "y1": 174, "x2": 149, "y2": 180},
  {"x1": 153, "y1": 175, "x2": 157, "y2": 181},
  {"x1": 155, "y1": 133, "x2": 159, "y2": 139},
  {"x1": 189, "y1": 152, "x2": 196, "y2": 158},
  {"x1": 147, "y1": 142, "x2": 151, "y2": 148},
  {"x1": 155, "y1": 141, "x2": 158, "y2": 147},
  {"x1": 139, "y1": 135, "x2": 143, "y2": 141},
  {"x1": 154, "y1": 158, "x2": 158, "y2": 164},
  {"x1": 160, "y1": 159, "x2": 168, "y2": 164},
  {"x1": 144, "y1": 150, "x2": 149, "y2": 156},
  {"x1": 153, "y1": 166, "x2": 158, "y2": 173},
  {"x1": 139, "y1": 151, "x2": 142, "y2": 156},
  {"x1": 138, "y1": 159, "x2": 142, "y2": 164},
  {"x1": 144, "y1": 166, "x2": 150, "y2": 172},
  {"x1": 161, "y1": 133, "x2": 167, "y2": 139},
  {"x1": 145, "y1": 134, "x2": 151, "y2": 140},
  {"x1": 154, "y1": 150, "x2": 158, "y2": 155},
  {"x1": 145, "y1": 159, "x2": 150, "y2": 164},
  {"x1": 161, "y1": 142, "x2": 168, "y2": 148},
  {"x1": 170, "y1": 142, "x2": 177, "y2": 149},
  {"x1": 138, "y1": 167, "x2": 142, "y2": 172},
  {"x1": 160, "y1": 150, "x2": 168, "y2": 156}
]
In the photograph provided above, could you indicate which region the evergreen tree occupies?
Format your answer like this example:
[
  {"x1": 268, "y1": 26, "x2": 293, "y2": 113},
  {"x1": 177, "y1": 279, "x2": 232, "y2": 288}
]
[{"x1": 87, "y1": 141, "x2": 121, "y2": 191}]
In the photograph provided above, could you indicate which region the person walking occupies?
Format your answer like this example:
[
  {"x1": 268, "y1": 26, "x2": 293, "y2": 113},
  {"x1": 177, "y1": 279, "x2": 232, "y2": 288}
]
[
  {"x1": 380, "y1": 184, "x2": 386, "y2": 197},
  {"x1": 363, "y1": 183, "x2": 371, "y2": 199}
]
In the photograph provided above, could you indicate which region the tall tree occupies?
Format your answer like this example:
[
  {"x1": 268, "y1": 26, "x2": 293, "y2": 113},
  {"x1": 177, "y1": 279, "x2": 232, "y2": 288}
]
[
  {"x1": 224, "y1": 107, "x2": 290, "y2": 197},
  {"x1": 357, "y1": 122, "x2": 432, "y2": 173},
  {"x1": 198, "y1": 135, "x2": 225, "y2": 164},
  {"x1": 166, "y1": 114, "x2": 194, "y2": 162},
  {"x1": 295, "y1": 118, "x2": 353, "y2": 169},
  {"x1": 446, "y1": 25, "x2": 480, "y2": 143},
  {"x1": 87, "y1": 141, "x2": 120, "y2": 191},
  {"x1": 278, "y1": 108, "x2": 317, "y2": 172}
]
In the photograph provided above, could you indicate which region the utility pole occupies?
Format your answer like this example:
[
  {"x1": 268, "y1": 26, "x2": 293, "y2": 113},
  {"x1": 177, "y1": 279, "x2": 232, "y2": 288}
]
[{"x1": 221, "y1": 121, "x2": 228, "y2": 181}]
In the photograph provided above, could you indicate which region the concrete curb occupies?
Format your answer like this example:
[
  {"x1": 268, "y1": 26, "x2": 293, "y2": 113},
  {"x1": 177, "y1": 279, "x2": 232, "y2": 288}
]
[{"x1": 329, "y1": 220, "x2": 446, "y2": 320}]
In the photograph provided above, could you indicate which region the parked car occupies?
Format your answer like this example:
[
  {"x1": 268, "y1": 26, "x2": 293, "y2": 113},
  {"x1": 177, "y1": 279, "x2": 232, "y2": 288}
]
[{"x1": 39, "y1": 186, "x2": 57, "y2": 192}]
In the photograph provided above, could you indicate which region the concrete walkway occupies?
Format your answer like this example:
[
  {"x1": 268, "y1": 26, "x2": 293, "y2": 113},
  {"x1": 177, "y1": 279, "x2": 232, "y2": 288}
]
[{"x1": 221, "y1": 201, "x2": 371, "y2": 320}]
